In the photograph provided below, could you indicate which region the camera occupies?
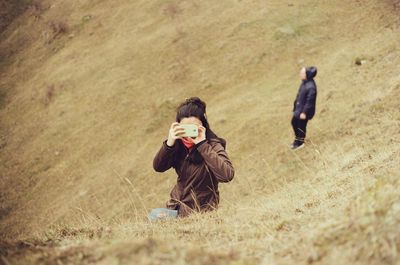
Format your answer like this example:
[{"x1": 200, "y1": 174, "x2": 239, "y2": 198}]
[{"x1": 179, "y1": 124, "x2": 198, "y2": 138}]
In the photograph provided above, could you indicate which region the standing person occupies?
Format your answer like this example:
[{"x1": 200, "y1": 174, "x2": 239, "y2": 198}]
[
  {"x1": 151, "y1": 97, "x2": 234, "y2": 220},
  {"x1": 291, "y1": 66, "x2": 318, "y2": 149}
]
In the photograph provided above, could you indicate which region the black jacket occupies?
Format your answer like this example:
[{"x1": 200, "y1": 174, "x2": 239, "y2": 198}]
[{"x1": 293, "y1": 67, "x2": 318, "y2": 120}]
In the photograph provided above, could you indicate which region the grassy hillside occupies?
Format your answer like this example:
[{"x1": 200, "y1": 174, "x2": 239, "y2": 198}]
[{"x1": 1, "y1": 0, "x2": 399, "y2": 264}]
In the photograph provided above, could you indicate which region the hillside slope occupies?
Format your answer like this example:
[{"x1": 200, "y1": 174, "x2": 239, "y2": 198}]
[{"x1": 1, "y1": 0, "x2": 400, "y2": 264}]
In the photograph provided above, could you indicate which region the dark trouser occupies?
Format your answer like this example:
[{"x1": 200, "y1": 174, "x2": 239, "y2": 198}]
[{"x1": 291, "y1": 116, "x2": 309, "y2": 144}]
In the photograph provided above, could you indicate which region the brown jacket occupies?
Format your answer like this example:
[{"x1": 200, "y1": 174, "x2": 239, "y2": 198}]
[{"x1": 153, "y1": 138, "x2": 234, "y2": 216}]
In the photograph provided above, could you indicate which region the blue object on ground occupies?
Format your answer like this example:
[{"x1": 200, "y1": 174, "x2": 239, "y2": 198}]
[{"x1": 148, "y1": 208, "x2": 178, "y2": 221}]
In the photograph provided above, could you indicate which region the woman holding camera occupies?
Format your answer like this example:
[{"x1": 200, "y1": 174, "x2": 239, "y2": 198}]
[{"x1": 151, "y1": 97, "x2": 234, "y2": 219}]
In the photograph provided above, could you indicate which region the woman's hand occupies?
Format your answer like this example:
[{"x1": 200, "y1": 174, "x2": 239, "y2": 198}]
[
  {"x1": 166, "y1": 122, "x2": 185, "y2": 147},
  {"x1": 190, "y1": 125, "x2": 206, "y2": 145},
  {"x1": 300, "y1": 113, "x2": 307, "y2": 120}
]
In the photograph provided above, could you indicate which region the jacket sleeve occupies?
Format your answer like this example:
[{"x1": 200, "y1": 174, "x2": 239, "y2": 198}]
[
  {"x1": 196, "y1": 141, "x2": 234, "y2": 183},
  {"x1": 302, "y1": 84, "x2": 316, "y2": 114},
  {"x1": 153, "y1": 141, "x2": 177, "y2": 172}
]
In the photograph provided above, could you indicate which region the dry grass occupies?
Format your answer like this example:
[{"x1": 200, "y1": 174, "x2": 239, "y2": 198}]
[{"x1": 0, "y1": 0, "x2": 400, "y2": 264}]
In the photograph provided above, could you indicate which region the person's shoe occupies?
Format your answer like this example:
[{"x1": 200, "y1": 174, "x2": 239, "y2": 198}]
[{"x1": 291, "y1": 141, "x2": 305, "y2": 150}]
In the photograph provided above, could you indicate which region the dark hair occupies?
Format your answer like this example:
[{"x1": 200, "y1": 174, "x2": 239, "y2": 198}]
[
  {"x1": 306, "y1": 66, "x2": 318, "y2": 80},
  {"x1": 176, "y1": 97, "x2": 218, "y2": 140}
]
